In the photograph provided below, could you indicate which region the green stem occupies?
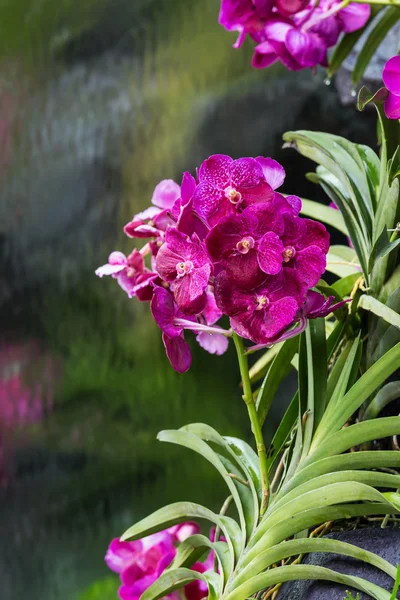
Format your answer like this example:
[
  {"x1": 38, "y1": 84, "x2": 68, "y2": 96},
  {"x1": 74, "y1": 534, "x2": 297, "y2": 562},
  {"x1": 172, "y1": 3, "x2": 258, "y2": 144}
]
[{"x1": 233, "y1": 332, "x2": 270, "y2": 517}]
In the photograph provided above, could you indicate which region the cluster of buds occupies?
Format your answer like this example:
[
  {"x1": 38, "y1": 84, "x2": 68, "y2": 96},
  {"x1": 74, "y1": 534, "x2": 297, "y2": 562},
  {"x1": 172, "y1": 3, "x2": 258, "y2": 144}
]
[{"x1": 97, "y1": 154, "x2": 344, "y2": 372}]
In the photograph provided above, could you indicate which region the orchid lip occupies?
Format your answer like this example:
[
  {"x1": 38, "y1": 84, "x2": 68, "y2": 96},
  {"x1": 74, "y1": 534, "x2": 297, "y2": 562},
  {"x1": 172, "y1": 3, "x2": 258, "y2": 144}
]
[
  {"x1": 282, "y1": 245, "x2": 296, "y2": 262},
  {"x1": 255, "y1": 294, "x2": 269, "y2": 310},
  {"x1": 176, "y1": 260, "x2": 194, "y2": 278},
  {"x1": 224, "y1": 185, "x2": 242, "y2": 205},
  {"x1": 236, "y1": 236, "x2": 255, "y2": 254}
]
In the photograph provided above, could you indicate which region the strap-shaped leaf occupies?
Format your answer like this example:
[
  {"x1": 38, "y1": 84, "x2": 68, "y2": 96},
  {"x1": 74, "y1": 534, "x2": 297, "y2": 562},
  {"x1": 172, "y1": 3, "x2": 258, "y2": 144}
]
[
  {"x1": 171, "y1": 534, "x2": 232, "y2": 586},
  {"x1": 244, "y1": 501, "x2": 396, "y2": 566},
  {"x1": 299, "y1": 198, "x2": 348, "y2": 235},
  {"x1": 251, "y1": 481, "x2": 385, "y2": 548},
  {"x1": 180, "y1": 424, "x2": 259, "y2": 539},
  {"x1": 332, "y1": 273, "x2": 362, "y2": 297},
  {"x1": 158, "y1": 429, "x2": 247, "y2": 543},
  {"x1": 359, "y1": 294, "x2": 400, "y2": 330},
  {"x1": 229, "y1": 537, "x2": 396, "y2": 592},
  {"x1": 363, "y1": 381, "x2": 400, "y2": 420},
  {"x1": 301, "y1": 320, "x2": 327, "y2": 458},
  {"x1": 256, "y1": 336, "x2": 298, "y2": 428},
  {"x1": 270, "y1": 470, "x2": 400, "y2": 517},
  {"x1": 313, "y1": 341, "x2": 400, "y2": 441},
  {"x1": 265, "y1": 391, "x2": 298, "y2": 472},
  {"x1": 120, "y1": 501, "x2": 242, "y2": 564},
  {"x1": 223, "y1": 564, "x2": 392, "y2": 600},
  {"x1": 308, "y1": 417, "x2": 400, "y2": 466},
  {"x1": 352, "y1": 7, "x2": 400, "y2": 87},
  {"x1": 326, "y1": 247, "x2": 361, "y2": 278},
  {"x1": 326, "y1": 335, "x2": 361, "y2": 415},
  {"x1": 224, "y1": 436, "x2": 262, "y2": 502},
  {"x1": 248, "y1": 342, "x2": 283, "y2": 384},
  {"x1": 280, "y1": 451, "x2": 400, "y2": 498},
  {"x1": 140, "y1": 567, "x2": 221, "y2": 600}
]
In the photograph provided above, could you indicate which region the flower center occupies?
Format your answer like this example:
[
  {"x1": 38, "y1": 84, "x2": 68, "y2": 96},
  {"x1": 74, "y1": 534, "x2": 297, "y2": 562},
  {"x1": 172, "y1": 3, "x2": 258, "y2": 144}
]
[
  {"x1": 282, "y1": 246, "x2": 296, "y2": 263},
  {"x1": 224, "y1": 186, "x2": 242, "y2": 205},
  {"x1": 236, "y1": 236, "x2": 255, "y2": 255},
  {"x1": 255, "y1": 294, "x2": 269, "y2": 310},
  {"x1": 176, "y1": 260, "x2": 194, "y2": 278},
  {"x1": 126, "y1": 267, "x2": 136, "y2": 278}
]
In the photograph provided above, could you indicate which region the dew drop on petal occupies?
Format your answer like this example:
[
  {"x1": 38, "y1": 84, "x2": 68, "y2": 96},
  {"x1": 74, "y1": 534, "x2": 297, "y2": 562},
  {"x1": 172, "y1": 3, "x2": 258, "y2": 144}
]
[{"x1": 351, "y1": 88, "x2": 357, "y2": 98}]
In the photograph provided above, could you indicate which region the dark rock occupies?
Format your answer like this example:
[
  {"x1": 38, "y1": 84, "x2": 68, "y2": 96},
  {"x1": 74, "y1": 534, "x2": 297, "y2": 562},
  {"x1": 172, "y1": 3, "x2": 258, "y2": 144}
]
[{"x1": 277, "y1": 528, "x2": 400, "y2": 599}]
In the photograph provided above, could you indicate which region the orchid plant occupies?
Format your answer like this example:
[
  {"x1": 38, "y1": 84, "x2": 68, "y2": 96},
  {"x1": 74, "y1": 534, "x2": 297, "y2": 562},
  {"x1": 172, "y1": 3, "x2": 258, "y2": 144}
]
[{"x1": 96, "y1": 5, "x2": 400, "y2": 599}]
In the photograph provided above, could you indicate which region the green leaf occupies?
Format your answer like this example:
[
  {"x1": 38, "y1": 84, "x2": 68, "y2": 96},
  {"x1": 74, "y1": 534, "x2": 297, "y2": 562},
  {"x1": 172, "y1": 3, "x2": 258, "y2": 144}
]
[
  {"x1": 301, "y1": 320, "x2": 327, "y2": 457},
  {"x1": 157, "y1": 429, "x2": 247, "y2": 541},
  {"x1": 299, "y1": 198, "x2": 349, "y2": 235},
  {"x1": 390, "y1": 565, "x2": 400, "y2": 600},
  {"x1": 180, "y1": 424, "x2": 259, "y2": 538},
  {"x1": 309, "y1": 417, "x2": 400, "y2": 465},
  {"x1": 224, "y1": 436, "x2": 262, "y2": 504},
  {"x1": 352, "y1": 7, "x2": 400, "y2": 87},
  {"x1": 265, "y1": 391, "x2": 298, "y2": 472},
  {"x1": 271, "y1": 470, "x2": 400, "y2": 517},
  {"x1": 252, "y1": 481, "x2": 386, "y2": 548},
  {"x1": 223, "y1": 564, "x2": 393, "y2": 600},
  {"x1": 327, "y1": 6, "x2": 382, "y2": 77},
  {"x1": 280, "y1": 451, "x2": 400, "y2": 498},
  {"x1": 362, "y1": 381, "x2": 400, "y2": 420},
  {"x1": 326, "y1": 247, "x2": 363, "y2": 278},
  {"x1": 358, "y1": 294, "x2": 400, "y2": 330},
  {"x1": 256, "y1": 337, "x2": 298, "y2": 427},
  {"x1": 248, "y1": 342, "x2": 283, "y2": 384},
  {"x1": 332, "y1": 273, "x2": 361, "y2": 297},
  {"x1": 229, "y1": 536, "x2": 396, "y2": 592},
  {"x1": 121, "y1": 501, "x2": 242, "y2": 563},
  {"x1": 313, "y1": 342, "x2": 400, "y2": 440},
  {"x1": 369, "y1": 227, "x2": 391, "y2": 273}
]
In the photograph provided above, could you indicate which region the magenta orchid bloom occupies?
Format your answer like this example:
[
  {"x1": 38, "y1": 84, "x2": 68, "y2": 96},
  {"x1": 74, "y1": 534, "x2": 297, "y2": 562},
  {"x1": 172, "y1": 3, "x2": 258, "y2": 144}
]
[
  {"x1": 105, "y1": 523, "x2": 205, "y2": 600},
  {"x1": 215, "y1": 269, "x2": 305, "y2": 344},
  {"x1": 382, "y1": 55, "x2": 400, "y2": 120},
  {"x1": 281, "y1": 214, "x2": 330, "y2": 287},
  {"x1": 206, "y1": 203, "x2": 285, "y2": 289},
  {"x1": 95, "y1": 250, "x2": 157, "y2": 300},
  {"x1": 156, "y1": 229, "x2": 212, "y2": 314},
  {"x1": 299, "y1": 289, "x2": 349, "y2": 319},
  {"x1": 193, "y1": 154, "x2": 274, "y2": 226},
  {"x1": 219, "y1": 0, "x2": 274, "y2": 47},
  {"x1": 220, "y1": 0, "x2": 370, "y2": 71},
  {"x1": 97, "y1": 154, "x2": 331, "y2": 370},
  {"x1": 124, "y1": 179, "x2": 180, "y2": 239}
]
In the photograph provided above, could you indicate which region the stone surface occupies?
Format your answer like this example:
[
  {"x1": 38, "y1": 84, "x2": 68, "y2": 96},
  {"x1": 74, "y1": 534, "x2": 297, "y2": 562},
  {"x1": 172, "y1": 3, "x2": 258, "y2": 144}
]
[{"x1": 277, "y1": 528, "x2": 400, "y2": 599}]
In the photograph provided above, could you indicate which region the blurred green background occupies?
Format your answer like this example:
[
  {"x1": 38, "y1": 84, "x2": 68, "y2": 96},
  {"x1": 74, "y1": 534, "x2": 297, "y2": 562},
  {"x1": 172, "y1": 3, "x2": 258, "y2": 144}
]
[{"x1": 0, "y1": 0, "x2": 379, "y2": 598}]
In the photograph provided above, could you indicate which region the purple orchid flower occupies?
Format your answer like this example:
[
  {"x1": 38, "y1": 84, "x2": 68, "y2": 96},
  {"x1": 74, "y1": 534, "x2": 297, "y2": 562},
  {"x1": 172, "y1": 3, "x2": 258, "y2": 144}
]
[
  {"x1": 193, "y1": 154, "x2": 274, "y2": 227},
  {"x1": 105, "y1": 523, "x2": 202, "y2": 600},
  {"x1": 156, "y1": 229, "x2": 212, "y2": 314},
  {"x1": 95, "y1": 250, "x2": 157, "y2": 300},
  {"x1": 250, "y1": 1, "x2": 370, "y2": 71},
  {"x1": 299, "y1": 289, "x2": 349, "y2": 319},
  {"x1": 151, "y1": 287, "x2": 230, "y2": 369},
  {"x1": 219, "y1": 0, "x2": 274, "y2": 48},
  {"x1": 124, "y1": 179, "x2": 180, "y2": 239},
  {"x1": 281, "y1": 214, "x2": 330, "y2": 287},
  {"x1": 382, "y1": 55, "x2": 400, "y2": 120},
  {"x1": 215, "y1": 268, "x2": 305, "y2": 344},
  {"x1": 206, "y1": 203, "x2": 285, "y2": 289}
]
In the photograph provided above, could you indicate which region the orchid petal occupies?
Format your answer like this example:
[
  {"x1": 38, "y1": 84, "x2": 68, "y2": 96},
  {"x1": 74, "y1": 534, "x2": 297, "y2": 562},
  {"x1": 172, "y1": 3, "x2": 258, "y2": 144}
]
[
  {"x1": 196, "y1": 332, "x2": 229, "y2": 355},
  {"x1": 162, "y1": 333, "x2": 192, "y2": 373},
  {"x1": 257, "y1": 231, "x2": 284, "y2": 275}
]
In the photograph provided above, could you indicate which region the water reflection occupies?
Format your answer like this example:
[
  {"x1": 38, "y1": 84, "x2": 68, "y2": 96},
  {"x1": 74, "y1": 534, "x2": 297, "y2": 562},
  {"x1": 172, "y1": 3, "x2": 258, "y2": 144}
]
[{"x1": 0, "y1": 0, "x2": 377, "y2": 598}]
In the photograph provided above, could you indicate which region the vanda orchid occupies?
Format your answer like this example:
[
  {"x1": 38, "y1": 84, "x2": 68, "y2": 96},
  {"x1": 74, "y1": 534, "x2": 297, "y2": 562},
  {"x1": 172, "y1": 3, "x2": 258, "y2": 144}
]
[{"x1": 97, "y1": 8, "x2": 400, "y2": 600}]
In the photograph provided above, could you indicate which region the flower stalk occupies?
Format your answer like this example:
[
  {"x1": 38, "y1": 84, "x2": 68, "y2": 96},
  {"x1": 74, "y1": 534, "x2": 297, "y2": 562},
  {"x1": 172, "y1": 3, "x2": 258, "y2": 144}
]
[{"x1": 233, "y1": 332, "x2": 270, "y2": 517}]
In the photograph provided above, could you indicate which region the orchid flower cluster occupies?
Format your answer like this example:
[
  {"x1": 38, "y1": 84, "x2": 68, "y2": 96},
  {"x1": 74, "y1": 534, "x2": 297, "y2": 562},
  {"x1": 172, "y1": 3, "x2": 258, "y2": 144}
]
[
  {"x1": 96, "y1": 154, "x2": 344, "y2": 372},
  {"x1": 106, "y1": 524, "x2": 214, "y2": 600},
  {"x1": 219, "y1": 0, "x2": 370, "y2": 71}
]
